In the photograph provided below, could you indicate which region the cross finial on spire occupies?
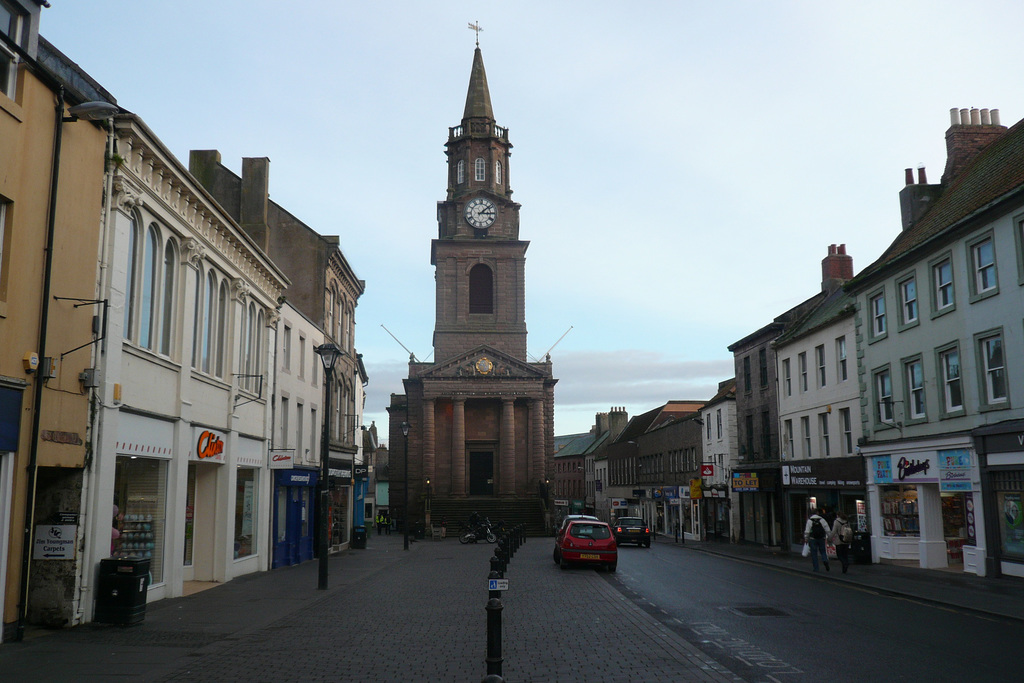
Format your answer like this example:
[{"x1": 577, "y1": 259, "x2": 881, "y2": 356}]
[{"x1": 468, "y1": 21, "x2": 483, "y2": 47}]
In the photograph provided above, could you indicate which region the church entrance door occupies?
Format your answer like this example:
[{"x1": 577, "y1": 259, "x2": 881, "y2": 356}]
[{"x1": 469, "y1": 451, "x2": 494, "y2": 495}]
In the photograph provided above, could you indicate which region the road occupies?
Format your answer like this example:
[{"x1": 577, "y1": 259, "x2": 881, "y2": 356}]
[{"x1": 604, "y1": 541, "x2": 1022, "y2": 682}]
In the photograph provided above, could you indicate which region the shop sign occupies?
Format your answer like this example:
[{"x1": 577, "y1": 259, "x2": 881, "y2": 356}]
[
  {"x1": 653, "y1": 488, "x2": 663, "y2": 499},
  {"x1": 555, "y1": 499, "x2": 569, "y2": 507},
  {"x1": 33, "y1": 525, "x2": 76, "y2": 560},
  {"x1": 282, "y1": 470, "x2": 318, "y2": 486},
  {"x1": 873, "y1": 456, "x2": 893, "y2": 483},
  {"x1": 269, "y1": 449, "x2": 294, "y2": 469},
  {"x1": 662, "y1": 487, "x2": 678, "y2": 499},
  {"x1": 732, "y1": 472, "x2": 759, "y2": 492},
  {"x1": 610, "y1": 499, "x2": 628, "y2": 509},
  {"x1": 689, "y1": 478, "x2": 703, "y2": 499},
  {"x1": 782, "y1": 457, "x2": 864, "y2": 488},
  {"x1": 191, "y1": 428, "x2": 226, "y2": 463},
  {"x1": 329, "y1": 467, "x2": 352, "y2": 479},
  {"x1": 354, "y1": 465, "x2": 368, "y2": 481},
  {"x1": 632, "y1": 489, "x2": 646, "y2": 498},
  {"x1": 701, "y1": 463, "x2": 714, "y2": 477},
  {"x1": 938, "y1": 449, "x2": 972, "y2": 492}
]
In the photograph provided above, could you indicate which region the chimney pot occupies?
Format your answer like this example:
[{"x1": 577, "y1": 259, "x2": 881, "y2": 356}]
[
  {"x1": 950, "y1": 108, "x2": 960, "y2": 126},
  {"x1": 917, "y1": 166, "x2": 927, "y2": 184},
  {"x1": 960, "y1": 108, "x2": 970, "y2": 125},
  {"x1": 981, "y1": 108, "x2": 991, "y2": 125},
  {"x1": 904, "y1": 168, "x2": 914, "y2": 185},
  {"x1": 992, "y1": 109, "x2": 1001, "y2": 126},
  {"x1": 971, "y1": 108, "x2": 981, "y2": 125}
]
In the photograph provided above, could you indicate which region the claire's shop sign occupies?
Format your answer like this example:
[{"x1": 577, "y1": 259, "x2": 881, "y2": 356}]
[
  {"x1": 190, "y1": 428, "x2": 226, "y2": 463},
  {"x1": 268, "y1": 449, "x2": 294, "y2": 470}
]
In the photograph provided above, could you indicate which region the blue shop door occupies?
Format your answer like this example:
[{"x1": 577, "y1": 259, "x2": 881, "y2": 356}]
[
  {"x1": 296, "y1": 486, "x2": 313, "y2": 562},
  {"x1": 273, "y1": 486, "x2": 311, "y2": 567}
]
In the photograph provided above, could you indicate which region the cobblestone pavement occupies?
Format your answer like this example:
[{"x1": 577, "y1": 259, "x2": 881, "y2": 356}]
[{"x1": 0, "y1": 534, "x2": 740, "y2": 682}]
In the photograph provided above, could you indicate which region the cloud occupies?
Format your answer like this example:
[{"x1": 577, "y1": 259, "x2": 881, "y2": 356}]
[{"x1": 363, "y1": 350, "x2": 735, "y2": 439}]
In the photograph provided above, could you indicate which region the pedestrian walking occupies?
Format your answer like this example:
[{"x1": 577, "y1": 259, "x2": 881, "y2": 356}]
[
  {"x1": 804, "y1": 508, "x2": 832, "y2": 572},
  {"x1": 375, "y1": 513, "x2": 383, "y2": 536},
  {"x1": 383, "y1": 511, "x2": 391, "y2": 535},
  {"x1": 830, "y1": 510, "x2": 854, "y2": 573}
]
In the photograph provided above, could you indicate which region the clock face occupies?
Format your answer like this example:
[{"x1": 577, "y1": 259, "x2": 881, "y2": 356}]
[{"x1": 464, "y1": 197, "x2": 497, "y2": 229}]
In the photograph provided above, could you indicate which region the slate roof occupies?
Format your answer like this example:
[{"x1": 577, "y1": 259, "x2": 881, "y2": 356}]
[
  {"x1": 773, "y1": 286, "x2": 856, "y2": 347},
  {"x1": 850, "y1": 116, "x2": 1024, "y2": 289}
]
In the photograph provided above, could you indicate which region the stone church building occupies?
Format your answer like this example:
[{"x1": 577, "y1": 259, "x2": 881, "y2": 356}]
[{"x1": 388, "y1": 46, "x2": 556, "y2": 534}]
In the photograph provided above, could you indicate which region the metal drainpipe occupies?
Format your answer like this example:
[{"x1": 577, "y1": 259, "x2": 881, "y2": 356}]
[{"x1": 15, "y1": 86, "x2": 67, "y2": 641}]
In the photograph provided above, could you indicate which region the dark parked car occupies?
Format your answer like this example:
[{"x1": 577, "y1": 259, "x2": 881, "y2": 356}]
[
  {"x1": 553, "y1": 520, "x2": 617, "y2": 572},
  {"x1": 613, "y1": 517, "x2": 651, "y2": 547}
]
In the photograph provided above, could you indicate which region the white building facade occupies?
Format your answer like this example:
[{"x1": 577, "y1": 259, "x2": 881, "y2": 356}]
[{"x1": 77, "y1": 113, "x2": 288, "y2": 621}]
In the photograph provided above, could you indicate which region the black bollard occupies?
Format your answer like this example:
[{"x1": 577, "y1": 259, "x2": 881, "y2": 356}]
[
  {"x1": 485, "y1": 596, "x2": 503, "y2": 677},
  {"x1": 490, "y1": 553, "x2": 503, "y2": 580}
]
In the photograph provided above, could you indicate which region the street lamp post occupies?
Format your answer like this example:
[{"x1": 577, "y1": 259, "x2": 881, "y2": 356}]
[
  {"x1": 401, "y1": 421, "x2": 410, "y2": 550},
  {"x1": 315, "y1": 342, "x2": 344, "y2": 590}
]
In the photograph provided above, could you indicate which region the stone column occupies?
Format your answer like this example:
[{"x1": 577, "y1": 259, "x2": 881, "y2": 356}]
[
  {"x1": 423, "y1": 398, "x2": 435, "y2": 485},
  {"x1": 453, "y1": 398, "x2": 466, "y2": 496},
  {"x1": 500, "y1": 399, "x2": 515, "y2": 495},
  {"x1": 531, "y1": 399, "x2": 545, "y2": 489}
]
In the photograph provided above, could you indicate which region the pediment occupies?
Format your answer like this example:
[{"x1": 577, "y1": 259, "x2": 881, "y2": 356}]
[{"x1": 417, "y1": 345, "x2": 548, "y2": 380}]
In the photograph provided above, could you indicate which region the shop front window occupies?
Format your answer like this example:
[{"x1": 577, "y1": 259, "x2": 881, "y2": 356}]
[
  {"x1": 880, "y1": 485, "x2": 919, "y2": 536},
  {"x1": 112, "y1": 456, "x2": 168, "y2": 583},
  {"x1": 998, "y1": 490, "x2": 1024, "y2": 559},
  {"x1": 235, "y1": 467, "x2": 258, "y2": 559}
]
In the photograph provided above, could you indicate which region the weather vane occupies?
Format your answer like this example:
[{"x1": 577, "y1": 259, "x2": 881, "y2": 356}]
[{"x1": 468, "y1": 21, "x2": 483, "y2": 46}]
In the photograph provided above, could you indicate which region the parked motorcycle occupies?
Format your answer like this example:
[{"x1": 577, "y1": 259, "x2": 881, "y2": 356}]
[{"x1": 459, "y1": 517, "x2": 497, "y2": 544}]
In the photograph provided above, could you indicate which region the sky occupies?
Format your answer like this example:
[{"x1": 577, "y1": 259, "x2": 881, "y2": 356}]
[{"x1": 40, "y1": 1, "x2": 1024, "y2": 440}]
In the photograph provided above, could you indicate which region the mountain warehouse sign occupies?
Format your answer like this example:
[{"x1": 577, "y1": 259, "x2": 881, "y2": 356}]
[{"x1": 782, "y1": 456, "x2": 864, "y2": 488}]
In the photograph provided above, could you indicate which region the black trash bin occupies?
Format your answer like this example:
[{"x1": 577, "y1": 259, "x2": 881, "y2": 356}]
[
  {"x1": 852, "y1": 531, "x2": 872, "y2": 564},
  {"x1": 351, "y1": 525, "x2": 367, "y2": 549},
  {"x1": 413, "y1": 522, "x2": 426, "y2": 540},
  {"x1": 94, "y1": 557, "x2": 150, "y2": 625}
]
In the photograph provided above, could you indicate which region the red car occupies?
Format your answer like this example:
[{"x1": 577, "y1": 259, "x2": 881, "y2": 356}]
[{"x1": 553, "y1": 519, "x2": 617, "y2": 572}]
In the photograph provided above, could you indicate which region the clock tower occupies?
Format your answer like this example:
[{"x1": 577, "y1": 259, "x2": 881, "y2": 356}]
[
  {"x1": 432, "y1": 46, "x2": 527, "y2": 362},
  {"x1": 389, "y1": 45, "x2": 556, "y2": 532}
]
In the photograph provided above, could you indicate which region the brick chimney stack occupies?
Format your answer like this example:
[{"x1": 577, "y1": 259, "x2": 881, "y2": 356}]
[
  {"x1": 821, "y1": 244, "x2": 853, "y2": 293},
  {"x1": 941, "y1": 107, "x2": 1006, "y2": 185}
]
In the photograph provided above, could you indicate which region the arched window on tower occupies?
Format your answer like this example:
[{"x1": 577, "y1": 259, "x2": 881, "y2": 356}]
[
  {"x1": 495, "y1": 160, "x2": 502, "y2": 185},
  {"x1": 457, "y1": 159, "x2": 465, "y2": 184},
  {"x1": 469, "y1": 264, "x2": 493, "y2": 314},
  {"x1": 475, "y1": 157, "x2": 486, "y2": 182}
]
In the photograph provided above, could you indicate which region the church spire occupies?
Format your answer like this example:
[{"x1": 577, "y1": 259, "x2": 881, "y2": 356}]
[{"x1": 463, "y1": 46, "x2": 494, "y2": 121}]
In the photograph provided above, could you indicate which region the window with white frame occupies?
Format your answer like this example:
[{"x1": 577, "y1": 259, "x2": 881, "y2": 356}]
[
  {"x1": 124, "y1": 215, "x2": 179, "y2": 358},
  {"x1": 716, "y1": 409, "x2": 722, "y2": 439},
  {"x1": 934, "y1": 258, "x2": 954, "y2": 311},
  {"x1": 875, "y1": 368, "x2": 893, "y2": 423},
  {"x1": 298, "y1": 335, "x2": 306, "y2": 379},
  {"x1": 819, "y1": 413, "x2": 830, "y2": 457},
  {"x1": 972, "y1": 237, "x2": 997, "y2": 294},
  {"x1": 900, "y1": 276, "x2": 918, "y2": 325},
  {"x1": 456, "y1": 159, "x2": 465, "y2": 184},
  {"x1": 979, "y1": 333, "x2": 1007, "y2": 405},
  {"x1": 191, "y1": 268, "x2": 201, "y2": 368},
  {"x1": 296, "y1": 401, "x2": 304, "y2": 456},
  {"x1": 801, "y1": 416, "x2": 811, "y2": 458},
  {"x1": 0, "y1": 199, "x2": 9, "y2": 297},
  {"x1": 282, "y1": 325, "x2": 292, "y2": 372},
  {"x1": 836, "y1": 336, "x2": 848, "y2": 381},
  {"x1": 939, "y1": 347, "x2": 963, "y2": 413},
  {"x1": 871, "y1": 292, "x2": 886, "y2": 337},
  {"x1": 816, "y1": 345, "x2": 826, "y2": 388},
  {"x1": 474, "y1": 157, "x2": 486, "y2": 181},
  {"x1": 906, "y1": 358, "x2": 925, "y2": 419},
  {"x1": 798, "y1": 352, "x2": 807, "y2": 392},
  {"x1": 706, "y1": 416, "x2": 711, "y2": 440},
  {"x1": 784, "y1": 419, "x2": 794, "y2": 458},
  {"x1": 280, "y1": 396, "x2": 289, "y2": 447},
  {"x1": 0, "y1": 1, "x2": 26, "y2": 99},
  {"x1": 782, "y1": 358, "x2": 791, "y2": 396},
  {"x1": 839, "y1": 408, "x2": 852, "y2": 455}
]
